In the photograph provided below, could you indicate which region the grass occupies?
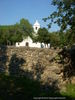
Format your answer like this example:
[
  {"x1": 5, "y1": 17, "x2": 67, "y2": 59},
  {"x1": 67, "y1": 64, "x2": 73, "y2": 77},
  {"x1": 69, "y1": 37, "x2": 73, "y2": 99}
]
[
  {"x1": 61, "y1": 84, "x2": 75, "y2": 99},
  {"x1": 0, "y1": 74, "x2": 75, "y2": 100}
]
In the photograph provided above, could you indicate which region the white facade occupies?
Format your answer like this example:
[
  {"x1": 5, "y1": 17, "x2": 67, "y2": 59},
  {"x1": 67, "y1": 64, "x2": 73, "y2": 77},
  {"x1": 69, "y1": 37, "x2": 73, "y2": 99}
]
[
  {"x1": 16, "y1": 36, "x2": 41, "y2": 48},
  {"x1": 16, "y1": 20, "x2": 50, "y2": 48}
]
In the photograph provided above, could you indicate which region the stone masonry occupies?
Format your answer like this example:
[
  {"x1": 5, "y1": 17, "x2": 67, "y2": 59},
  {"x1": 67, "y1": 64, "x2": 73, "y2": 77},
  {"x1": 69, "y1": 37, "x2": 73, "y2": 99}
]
[{"x1": 0, "y1": 46, "x2": 74, "y2": 91}]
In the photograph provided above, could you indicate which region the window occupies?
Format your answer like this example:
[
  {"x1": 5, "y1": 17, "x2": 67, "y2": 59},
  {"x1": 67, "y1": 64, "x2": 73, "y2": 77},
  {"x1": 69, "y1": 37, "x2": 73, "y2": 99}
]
[
  {"x1": 18, "y1": 42, "x2": 19, "y2": 45},
  {"x1": 35, "y1": 27, "x2": 37, "y2": 30}
]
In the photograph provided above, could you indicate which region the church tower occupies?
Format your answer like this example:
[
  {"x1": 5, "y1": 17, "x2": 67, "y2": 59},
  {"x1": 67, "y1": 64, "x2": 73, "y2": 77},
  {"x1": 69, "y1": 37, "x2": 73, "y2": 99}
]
[{"x1": 33, "y1": 20, "x2": 40, "y2": 34}]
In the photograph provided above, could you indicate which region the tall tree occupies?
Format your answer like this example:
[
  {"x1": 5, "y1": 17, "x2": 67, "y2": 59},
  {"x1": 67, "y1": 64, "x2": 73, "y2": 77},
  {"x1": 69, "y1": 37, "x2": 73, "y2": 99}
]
[
  {"x1": 44, "y1": 0, "x2": 75, "y2": 31},
  {"x1": 43, "y1": 0, "x2": 75, "y2": 46},
  {"x1": 0, "y1": 18, "x2": 33, "y2": 45},
  {"x1": 43, "y1": 0, "x2": 75, "y2": 32},
  {"x1": 37, "y1": 28, "x2": 50, "y2": 45},
  {"x1": 49, "y1": 32, "x2": 60, "y2": 47},
  {"x1": 20, "y1": 18, "x2": 33, "y2": 37}
]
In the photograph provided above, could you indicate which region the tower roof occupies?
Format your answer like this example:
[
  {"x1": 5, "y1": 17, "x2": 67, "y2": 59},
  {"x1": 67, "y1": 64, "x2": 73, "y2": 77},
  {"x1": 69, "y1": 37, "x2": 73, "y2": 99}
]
[{"x1": 33, "y1": 20, "x2": 40, "y2": 26}]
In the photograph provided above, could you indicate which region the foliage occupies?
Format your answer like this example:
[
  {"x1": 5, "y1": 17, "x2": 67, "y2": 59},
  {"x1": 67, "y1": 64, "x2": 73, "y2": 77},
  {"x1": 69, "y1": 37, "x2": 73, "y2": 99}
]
[
  {"x1": 0, "y1": 74, "x2": 75, "y2": 100},
  {"x1": 49, "y1": 32, "x2": 60, "y2": 47},
  {"x1": 43, "y1": 0, "x2": 75, "y2": 31},
  {"x1": 48, "y1": 31, "x2": 74, "y2": 48},
  {"x1": 65, "y1": 29, "x2": 75, "y2": 46},
  {"x1": 43, "y1": 0, "x2": 75, "y2": 46},
  {"x1": 0, "y1": 18, "x2": 33, "y2": 45},
  {"x1": 37, "y1": 28, "x2": 50, "y2": 44},
  {"x1": 61, "y1": 84, "x2": 75, "y2": 98},
  {"x1": 20, "y1": 18, "x2": 33, "y2": 37}
]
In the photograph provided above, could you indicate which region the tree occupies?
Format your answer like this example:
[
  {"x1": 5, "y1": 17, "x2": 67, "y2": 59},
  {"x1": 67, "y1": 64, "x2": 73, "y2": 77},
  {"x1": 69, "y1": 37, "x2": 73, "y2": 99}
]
[
  {"x1": 20, "y1": 18, "x2": 33, "y2": 37},
  {"x1": 49, "y1": 32, "x2": 60, "y2": 47},
  {"x1": 43, "y1": 0, "x2": 75, "y2": 31},
  {"x1": 37, "y1": 28, "x2": 50, "y2": 45},
  {"x1": 43, "y1": 0, "x2": 75, "y2": 46},
  {"x1": 64, "y1": 29, "x2": 75, "y2": 46},
  {"x1": 0, "y1": 18, "x2": 33, "y2": 45},
  {"x1": 0, "y1": 26, "x2": 10, "y2": 45},
  {"x1": 9, "y1": 31, "x2": 23, "y2": 45}
]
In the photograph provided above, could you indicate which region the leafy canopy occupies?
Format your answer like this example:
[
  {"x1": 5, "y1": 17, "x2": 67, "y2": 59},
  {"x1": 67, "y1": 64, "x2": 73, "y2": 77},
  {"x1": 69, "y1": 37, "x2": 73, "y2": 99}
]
[
  {"x1": 37, "y1": 28, "x2": 50, "y2": 44},
  {"x1": 43, "y1": 0, "x2": 75, "y2": 32},
  {"x1": 0, "y1": 18, "x2": 33, "y2": 45}
]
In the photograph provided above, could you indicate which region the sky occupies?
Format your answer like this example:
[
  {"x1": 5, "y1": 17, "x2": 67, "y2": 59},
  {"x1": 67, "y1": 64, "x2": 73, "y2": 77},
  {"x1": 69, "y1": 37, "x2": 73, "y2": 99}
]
[{"x1": 0, "y1": 0, "x2": 60, "y2": 32}]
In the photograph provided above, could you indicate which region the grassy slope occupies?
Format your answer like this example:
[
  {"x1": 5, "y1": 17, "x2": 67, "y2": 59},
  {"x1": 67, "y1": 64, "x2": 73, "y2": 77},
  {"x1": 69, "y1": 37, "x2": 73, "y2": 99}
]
[{"x1": 0, "y1": 74, "x2": 75, "y2": 100}]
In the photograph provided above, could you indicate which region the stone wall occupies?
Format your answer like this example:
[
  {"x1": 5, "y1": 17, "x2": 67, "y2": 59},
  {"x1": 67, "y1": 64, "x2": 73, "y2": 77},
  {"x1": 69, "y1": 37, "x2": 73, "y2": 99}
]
[{"x1": 0, "y1": 46, "x2": 75, "y2": 91}]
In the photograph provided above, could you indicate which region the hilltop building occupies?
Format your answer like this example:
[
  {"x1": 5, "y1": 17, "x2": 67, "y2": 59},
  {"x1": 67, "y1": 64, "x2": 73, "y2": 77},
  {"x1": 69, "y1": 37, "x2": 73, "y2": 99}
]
[{"x1": 16, "y1": 20, "x2": 50, "y2": 48}]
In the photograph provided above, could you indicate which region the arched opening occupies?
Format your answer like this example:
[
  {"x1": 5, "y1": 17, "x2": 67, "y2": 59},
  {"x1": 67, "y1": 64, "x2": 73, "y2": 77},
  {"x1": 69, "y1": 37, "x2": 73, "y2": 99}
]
[
  {"x1": 35, "y1": 27, "x2": 37, "y2": 30},
  {"x1": 26, "y1": 42, "x2": 29, "y2": 47}
]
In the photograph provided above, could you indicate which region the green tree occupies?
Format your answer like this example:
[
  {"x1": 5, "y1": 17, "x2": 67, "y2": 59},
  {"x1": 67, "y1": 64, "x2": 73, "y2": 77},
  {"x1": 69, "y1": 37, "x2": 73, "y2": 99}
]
[
  {"x1": 49, "y1": 32, "x2": 60, "y2": 47},
  {"x1": 20, "y1": 18, "x2": 33, "y2": 37},
  {"x1": 0, "y1": 26, "x2": 10, "y2": 45},
  {"x1": 43, "y1": 0, "x2": 75, "y2": 46},
  {"x1": 43, "y1": 0, "x2": 75, "y2": 31},
  {"x1": 64, "y1": 29, "x2": 75, "y2": 46},
  {"x1": 37, "y1": 28, "x2": 50, "y2": 45},
  {"x1": 0, "y1": 18, "x2": 33, "y2": 45},
  {"x1": 9, "y1": 31, "x2": 23, "y2": 45}
]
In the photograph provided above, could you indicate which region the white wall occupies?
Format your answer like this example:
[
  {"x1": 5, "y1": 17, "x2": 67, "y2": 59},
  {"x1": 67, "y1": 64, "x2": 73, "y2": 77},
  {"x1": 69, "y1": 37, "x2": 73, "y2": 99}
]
[
  {"x1": 16, "y1": 41, "x2": 50, "y2": 48},
  {"x1": 16, "y1": 37, "x2": 41, "y2": 48}
]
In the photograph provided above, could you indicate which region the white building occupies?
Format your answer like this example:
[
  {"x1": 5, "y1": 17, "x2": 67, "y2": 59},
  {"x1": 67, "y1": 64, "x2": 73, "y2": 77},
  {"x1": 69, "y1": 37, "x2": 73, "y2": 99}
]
[
  {"x1": 16, "y1": 20, "x2": 50, "y2": 48},
  {"x1": 16, "y1": 36, "x2": 41, "y2": 48}
]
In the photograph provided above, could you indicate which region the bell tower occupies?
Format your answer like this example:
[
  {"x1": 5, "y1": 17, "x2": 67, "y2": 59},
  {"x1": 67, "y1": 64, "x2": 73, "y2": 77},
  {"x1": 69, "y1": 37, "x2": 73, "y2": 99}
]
[{"x1": 33, "y1": 20, "x2": 40, "y2": 34}]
